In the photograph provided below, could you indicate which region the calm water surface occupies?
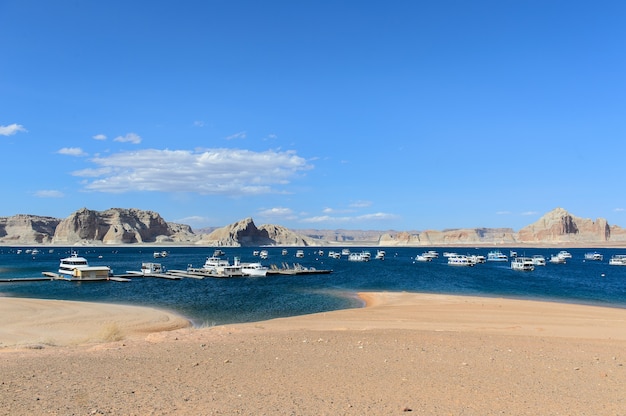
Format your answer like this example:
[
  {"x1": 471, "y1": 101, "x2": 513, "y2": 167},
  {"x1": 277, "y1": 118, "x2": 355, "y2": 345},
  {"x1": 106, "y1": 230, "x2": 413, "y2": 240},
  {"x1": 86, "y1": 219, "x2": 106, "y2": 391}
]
[{"x1": 1, "y1": 246, "x2": 625, "y2": 326}]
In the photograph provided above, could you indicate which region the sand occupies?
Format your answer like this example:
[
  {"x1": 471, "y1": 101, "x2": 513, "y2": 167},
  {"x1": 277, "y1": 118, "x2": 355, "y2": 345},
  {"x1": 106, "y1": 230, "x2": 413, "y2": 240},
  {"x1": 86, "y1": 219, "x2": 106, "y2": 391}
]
[{"x1": 1, "y1": 292, "x2": 626, "y2": 415}]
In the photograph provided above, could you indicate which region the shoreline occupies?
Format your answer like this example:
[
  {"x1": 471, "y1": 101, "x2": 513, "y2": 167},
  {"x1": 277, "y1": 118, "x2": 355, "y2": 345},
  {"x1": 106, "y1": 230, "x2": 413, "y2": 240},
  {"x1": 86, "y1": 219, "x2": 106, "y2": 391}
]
[
  {"x1": 2, "y1": 292, "x2": 626, "y2": 414},
  {"x1": 3, "y1": 291, "x2": 626, "y2": 349}
]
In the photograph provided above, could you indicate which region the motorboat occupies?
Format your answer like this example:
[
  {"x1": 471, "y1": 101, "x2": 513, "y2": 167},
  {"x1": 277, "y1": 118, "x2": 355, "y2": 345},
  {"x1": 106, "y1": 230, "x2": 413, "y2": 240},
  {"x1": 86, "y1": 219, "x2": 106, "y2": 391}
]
[
  {"x1": 348, "y1": 252, "x2": 370, "y2": 262},
  {"x1": 153, "y1": 250, "x2": 168, "y2": 258},
  {"x1": 609, "y1": 255, "x2": 626, "y2": 266},
  {"x1": 259, "y1": 250, "x2": 269, "y2": 259},
  {"x1": 557, "y1": 250, "x2": 572, "y2": 259},
  {"x1": 584, "y1": 252, "x2": 603, "y2": 261},
  {"x1": 447, "y1": 255, "x2": 474, "y2": 266},
  {"x1": 415, "y1": 254, "x2": 432, "y2": 262},
  {"x1": 421, "y1": 251, "x2": 439, "y2": 261},
  {"x1": 341, "y1": 248, "x2": 351, "y2": 256},
  {"x1": 201, "y1": 256, "x2": 231, "y2": 273},
  {"x1": 549, "y1": 254, "x2": 566, "y2": 264},
  {"x1": 511, "y1": 257, "x2": 535, "y2": 271},
  {"x1": 375, "y1": 250, "x2": 386, "y2": 260},
  {"x1": 468, "y1": 254, "x2": 486, "y2": 264},
  {"x1": 240, "y1": 261, "x2": 268, "y2": 277},
  {"x1": 58, "y1": 252, "x2": 112, "y2": 280},
  {"x1": 138, "y1": 262, "x2": 164, "y2": 275},
  {"x1": 531, "y1": 255, "x2": 546, "y2": 266},
  {"x1": 296, "y1": 250, "x2": 305, "y2": 258},
  {"x1": 282, "y1": 249, "x2": 288, "y2": 256},
  {"x1": 486, "y1": 250, "x2": 508, "y2": 262},
  {"x1": 213, "y1": 249, "x2": 226, "y2": 257}
]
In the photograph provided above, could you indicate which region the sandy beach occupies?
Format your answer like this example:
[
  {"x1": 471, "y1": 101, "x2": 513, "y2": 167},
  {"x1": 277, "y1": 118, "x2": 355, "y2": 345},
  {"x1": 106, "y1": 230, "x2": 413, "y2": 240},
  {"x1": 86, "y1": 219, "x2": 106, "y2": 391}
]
[{"x1": 2, "y1": 293, "x2": 626, "y2": 415}]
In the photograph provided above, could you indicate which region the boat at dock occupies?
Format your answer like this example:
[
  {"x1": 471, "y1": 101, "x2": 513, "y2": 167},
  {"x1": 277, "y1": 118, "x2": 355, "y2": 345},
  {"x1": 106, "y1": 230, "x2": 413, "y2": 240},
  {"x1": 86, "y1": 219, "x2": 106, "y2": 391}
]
[
  {"x1": 153, "y1": 250, "x2": 168, "y2": 258},
  {"x1": 46, "y1": 252, "x2": 113, "y2": 281},
  {"x1": 240, "y1": 261, "x2": 269, "y2": 277},
  {"x1": 609, "y1": 255, "x2": 626, "y2": 266}
]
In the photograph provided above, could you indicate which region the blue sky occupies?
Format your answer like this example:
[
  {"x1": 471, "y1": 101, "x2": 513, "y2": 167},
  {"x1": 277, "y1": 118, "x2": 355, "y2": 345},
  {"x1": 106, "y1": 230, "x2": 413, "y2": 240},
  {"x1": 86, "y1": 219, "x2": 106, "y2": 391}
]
[{"x1": 1, "y1": 1, "x2": 625, "y2": 232}]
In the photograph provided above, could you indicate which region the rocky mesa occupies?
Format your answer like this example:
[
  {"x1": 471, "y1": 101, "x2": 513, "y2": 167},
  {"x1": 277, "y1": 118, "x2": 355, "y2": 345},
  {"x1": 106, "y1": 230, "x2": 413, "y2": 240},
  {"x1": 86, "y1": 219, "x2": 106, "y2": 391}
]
[{"x1": 1, "y1": 207, "x2": 625, "y2": 247}]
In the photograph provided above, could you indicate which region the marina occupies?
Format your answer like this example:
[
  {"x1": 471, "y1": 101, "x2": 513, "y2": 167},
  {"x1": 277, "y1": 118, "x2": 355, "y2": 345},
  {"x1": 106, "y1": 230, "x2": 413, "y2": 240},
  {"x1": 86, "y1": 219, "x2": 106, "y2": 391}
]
[{"x1": 1, "y1": 246, "x2": 626, "y2": 327}]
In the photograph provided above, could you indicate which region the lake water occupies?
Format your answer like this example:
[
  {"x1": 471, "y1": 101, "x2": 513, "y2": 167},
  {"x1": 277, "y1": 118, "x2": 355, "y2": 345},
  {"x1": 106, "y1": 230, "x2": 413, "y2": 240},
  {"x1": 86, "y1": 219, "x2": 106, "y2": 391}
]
[{"x1": 1, "y1": 246, "x2": 625, "y2": 326}]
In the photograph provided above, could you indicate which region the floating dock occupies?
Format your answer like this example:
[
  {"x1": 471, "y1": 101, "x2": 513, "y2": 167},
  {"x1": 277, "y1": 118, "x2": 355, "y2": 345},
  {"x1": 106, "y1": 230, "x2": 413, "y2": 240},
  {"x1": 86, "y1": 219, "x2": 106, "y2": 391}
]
[{"x1": 267, "y1": 263, "x2": 332, "y2": 276}]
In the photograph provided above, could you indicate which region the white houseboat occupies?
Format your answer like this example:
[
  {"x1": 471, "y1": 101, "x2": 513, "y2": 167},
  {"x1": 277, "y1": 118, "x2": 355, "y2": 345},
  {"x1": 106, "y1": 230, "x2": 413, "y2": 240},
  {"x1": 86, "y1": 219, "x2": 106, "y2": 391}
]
[
  {"x1": 486, "y1": 250, "x2": 508, "y2": 262},
  {"x1": 58, "y1": 252, "x2": 112, "y2": 280},
  {"x1": 511, "y1": 257, "x2": 535, "y2": 271}
]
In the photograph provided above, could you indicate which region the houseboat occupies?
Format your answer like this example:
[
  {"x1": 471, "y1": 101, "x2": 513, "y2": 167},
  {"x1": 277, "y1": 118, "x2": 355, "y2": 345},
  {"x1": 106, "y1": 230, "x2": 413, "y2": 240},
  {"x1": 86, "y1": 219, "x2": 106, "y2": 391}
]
[{"x1": 58, "y1": 252, "x2": 112, "y2": 280}]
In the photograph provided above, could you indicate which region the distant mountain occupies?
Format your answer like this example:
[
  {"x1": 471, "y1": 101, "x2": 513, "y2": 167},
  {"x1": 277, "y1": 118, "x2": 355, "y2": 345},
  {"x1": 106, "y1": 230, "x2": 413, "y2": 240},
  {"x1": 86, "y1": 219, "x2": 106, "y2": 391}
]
[
  {"x1": 196, "y1": 217, "x2": 318, "y2": 247},
  {"x1": 0, "y1": 207, "x2": 624, "y2": 246}
]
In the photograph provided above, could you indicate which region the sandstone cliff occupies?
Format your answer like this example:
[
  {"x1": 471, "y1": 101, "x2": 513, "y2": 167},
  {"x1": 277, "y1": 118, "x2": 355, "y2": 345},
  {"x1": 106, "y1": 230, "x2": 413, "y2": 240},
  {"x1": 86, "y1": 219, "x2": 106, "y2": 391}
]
[
  {"x1": 52, "y1": 208, "x2": 198, "y2": 245},
  {"x1": 517, "y1": 207, "x2": 613, "y2": 243},
  {"x1": 196, "y1": 218, "x2": 316, "y2": 247},
  {"x1": 377, "y1": 228, "x2": 517, "y2": 246},
  {"x1": 0, "y1": 214, "x2": 61, "y2": 244}
]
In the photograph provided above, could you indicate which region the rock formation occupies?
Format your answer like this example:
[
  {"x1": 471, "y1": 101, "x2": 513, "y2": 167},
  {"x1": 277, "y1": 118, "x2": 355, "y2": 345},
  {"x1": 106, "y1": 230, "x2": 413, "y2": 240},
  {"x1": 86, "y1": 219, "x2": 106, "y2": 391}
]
[
  {"x1": 517, "y1": 207, "x2": 612, "y2": 243},
  {"x1": 52, "y1": 208, "x2": 197, "y2": 245},
  {"x1": 0, "y1": 214, "x2": 61, "y2": 244},
  {"x1": 0, "y1": 206, "x2": 624, "y2": 247},
  {"x1": 196, "y1": 217, "x2": 316, "y2": 247}
]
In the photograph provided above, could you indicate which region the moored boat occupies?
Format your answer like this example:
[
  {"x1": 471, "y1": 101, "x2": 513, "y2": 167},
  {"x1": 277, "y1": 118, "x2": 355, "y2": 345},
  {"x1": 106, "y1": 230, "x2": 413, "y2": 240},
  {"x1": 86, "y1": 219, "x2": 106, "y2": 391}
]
[
  {"x1": 511, "y1": 257, "x2": 535, "y2": 271},
  {"x1": 486, "y1": 250, "x2": 508, "y2": 262},
  {"x1": 58, "y1": 252, "x2": 112, "y2": 280},
  {"x1": 584, "y1": 252, "x2": 603, "y2": 261},
  {"x1": 531, "y1": 255, "x2": 546, "y2": 266},
  {"x1": 549, "y1": 254, "x2": 567, "y2": 264},
  {"x1": 609, "y1": 255, "x2": 626, "y2": 266},
  {"x1": 240, "y1": 261, "x2": 268, "y2": 277},
  {"x1": 447, "y1": 255, "x2": 474, "y2": 266}
]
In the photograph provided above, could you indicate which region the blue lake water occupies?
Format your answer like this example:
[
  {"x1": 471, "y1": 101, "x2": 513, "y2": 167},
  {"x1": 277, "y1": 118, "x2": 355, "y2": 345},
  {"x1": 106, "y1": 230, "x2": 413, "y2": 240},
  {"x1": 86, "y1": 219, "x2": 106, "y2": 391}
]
[{"x1": 1, "y1": 246, "x2": 625, "y2": 326}]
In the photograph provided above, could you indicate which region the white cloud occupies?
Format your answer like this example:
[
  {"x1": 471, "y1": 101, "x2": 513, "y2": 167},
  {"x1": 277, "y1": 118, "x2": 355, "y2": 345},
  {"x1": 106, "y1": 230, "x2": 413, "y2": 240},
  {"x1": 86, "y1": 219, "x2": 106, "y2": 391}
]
[
  {"x1": 34, "y1": 190, "x2": 64, "y2": 198},
  {"x1": 57, "y1": 147, "x2": 87, "y2": 156},
  {"x1": 521, "y1": 211, "x2": 538, "y2": 216},
  {"x1": 0, "y1": 123, "x2": 27, "y2": 136},
  {"x1": 113, "y1": 132, "x2": 142, "y2": 144},
  {"x1": 349, "y1": 200, "x2": 372, "y2": 208},
  {"x1": 193, "y1": 121, "x2": 205, "y2": 127},
  {"x1": 257, "y1": 207, "x2": 298, "y2": 221},
  {"x1": 92, "y1": 134, "x2": 107, "y2": 140},
  {"x1": 173, "y1": 215, "x2": 211, "y2": 226},
  {"x1": 301, "y1": 212, "x2": 397, "y2": 223},
  {"x1": 225, "y1": 131, "x2": 246, "y2": 140},
  {"x1": 614, "y1": 208, "x2": 624, "y2": 212},
  {"x1": 72, "y1": 148, "x2": 312, "y2": 195}
]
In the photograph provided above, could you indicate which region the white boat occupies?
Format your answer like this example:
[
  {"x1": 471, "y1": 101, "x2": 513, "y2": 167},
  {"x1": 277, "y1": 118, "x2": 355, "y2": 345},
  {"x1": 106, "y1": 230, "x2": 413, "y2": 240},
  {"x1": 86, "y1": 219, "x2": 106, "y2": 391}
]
[
  {"x1": 58, "y1": 252, "x2": 112, "y2": 280},
  {"x1": 259, "y1": 250, "x2": 269, "y2": 259},
  {"x1": 414, "y1": 254, "x2": 432, "y2": 262},
  {"x1": 584, "y1": 252, "x2": 603, "y2": 261},
  {"x1": 153, "y1": 250, "x2": 168, "y2": 258},
  {"x1": 549, "y1": 254, "x2": 566, "y2": 264},
  {"x1": 282, "y1": 249, "x2": 288, "y2": 256},
  {"x1": 253, "y1": 250, "x2": 260, "y2": 256},
  {"x1": 509, "y1": 250, "x2": 518, "y2": 258},
  {"x1": 447, "y1": 255, "x2": 474, "y2": 266},
  {"x1": 341, "y1": 248, "x2": 351, "y2": 256},
  {"x1": 421, "y1": 251, "x2": 439, "y2": 261},
  {"x1": 348, "y1": 252, "x2": 370, "y2": 262},
  {"x1": 295, "y1": 250, "x2": 305, "y2": 258},
  {"x1": 375, "y1": 250, "x2": 386, "y2": 260},
  {"x1": 213, "y1": 249, "x2": 225, "y2": 257},
  {"x1": 531, "y1": 255, "x2": 546, "y2": 266},
  {"x1": 557, "y1": 250, "x2": 572, "y2": 259},
  {"x1": 138, "y1": 262, "x2": 164, "y2": 275},
  {"x1": 468, "y1": 254, "x2": 486, "y2": 264},
  {"x1": 511, "y1": 257, "x2": 535, "y2": 271},
  {"x1": 486, "y1": 250, "x2": 508, "y2": 262},
  {"x1": 609, "y1": 255, "x2": 626, "y2": 266},
  {"x1": 328, "y1": 251, "x2": 341, "y2": 259},
  {"x1": 201, "y1": 256, "x2": 231, "y2": 273},
  {"x1": 240, "y1": 261, "x2": 268, "y2": 277}
]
